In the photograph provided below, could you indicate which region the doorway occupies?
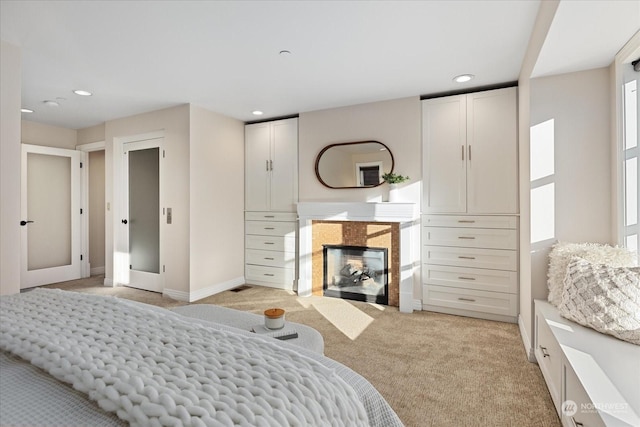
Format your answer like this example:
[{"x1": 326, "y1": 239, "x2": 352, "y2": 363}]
[
  {"x1": 20, "y1": 144, "x2": 83, "y2": 288},
  {"x1": 115, "y1": 134, "x2": 164, "y2": 293}
]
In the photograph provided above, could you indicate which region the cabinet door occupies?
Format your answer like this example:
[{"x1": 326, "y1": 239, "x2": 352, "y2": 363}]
[
  {"x1": 245, "y1": 123, "x2": 271, "y2": 211},
  {"x1": 422, "y1": 95, "x2": 467, "y2": 213},
  {"x1": 466, "y1": 87, "x2": 518, "y2": 214},
  {"x1": 270, "y1": 118, "x2": 298, "y2": 212}
]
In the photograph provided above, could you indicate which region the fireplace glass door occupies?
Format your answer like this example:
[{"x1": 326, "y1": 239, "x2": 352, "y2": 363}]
[{"x1": 323, "y1": 245, "x2": 388, "y2": 304}]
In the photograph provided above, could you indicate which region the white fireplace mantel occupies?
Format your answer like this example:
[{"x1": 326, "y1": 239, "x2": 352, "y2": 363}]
[{"x1": 296, "y1": 202, "x2": 419, "y2": 313}]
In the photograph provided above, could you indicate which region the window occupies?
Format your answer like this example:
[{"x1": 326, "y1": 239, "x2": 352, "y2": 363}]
[{"x1": 622, "y1": 67, "x2": 639, "y2": 259}]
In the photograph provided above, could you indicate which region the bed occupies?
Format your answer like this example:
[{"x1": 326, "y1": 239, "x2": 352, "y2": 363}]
[{"x1": 0, "y1": 288, "x2": 403, "y2": 427}]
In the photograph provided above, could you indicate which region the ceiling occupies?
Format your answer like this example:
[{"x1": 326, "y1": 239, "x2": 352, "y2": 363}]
[{"x1": 1, "y1": 1, "x2": 637, "y2": 130}]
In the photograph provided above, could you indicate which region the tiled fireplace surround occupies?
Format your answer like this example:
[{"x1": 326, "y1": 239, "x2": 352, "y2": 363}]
[{"x1": 297, "y1": 202, "x2": 419, "y2": 313}]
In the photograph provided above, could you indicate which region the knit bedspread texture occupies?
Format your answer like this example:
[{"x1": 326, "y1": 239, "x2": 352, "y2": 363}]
[{"x1": 0, "y1": 289, "x2": 368, "y2": 427}]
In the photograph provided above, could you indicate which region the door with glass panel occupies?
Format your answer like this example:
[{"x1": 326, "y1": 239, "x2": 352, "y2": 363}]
[
  {"x1": 122, "y1": 138, "x2": 163, "y2": 292},
  {"x1": 21, "y1": 144, "x2": 82, "y2": 288}
]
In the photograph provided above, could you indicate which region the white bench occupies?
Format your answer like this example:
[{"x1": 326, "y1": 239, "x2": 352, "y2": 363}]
[
  {"x1": 171, "y1": 304, "x2": 324, "y2": 354},
  {"x1": 534, "y1": 300, "x2": 640, "y2": 427}
]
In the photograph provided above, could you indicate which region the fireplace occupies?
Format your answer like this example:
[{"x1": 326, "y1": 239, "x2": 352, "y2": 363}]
[
  {"x1": 323, "y1": 245, "x2": 389, "y2": 305},
  {"x1": 297, "y1": 201, "x2": 419, "y2": 313}
]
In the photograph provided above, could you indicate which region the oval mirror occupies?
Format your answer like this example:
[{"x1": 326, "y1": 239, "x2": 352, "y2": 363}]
[{"x1": 315, "y1": 141, "x2": 394, "y2": 189}]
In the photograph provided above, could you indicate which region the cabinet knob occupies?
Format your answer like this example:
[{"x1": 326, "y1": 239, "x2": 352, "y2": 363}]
[
  {"x1": 539, "y1": 346, "x2": 550, "y2": 358},
  {"x1": 571, "y1": 417, "x2": 584, "y2": 427}
]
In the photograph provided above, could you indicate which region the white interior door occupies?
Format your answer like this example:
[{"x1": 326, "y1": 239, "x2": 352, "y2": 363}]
[
  {"x1": 122, "y1": 138, "x2": 163, "y2": 292},
  {"x1": 21, "y1": 144, "x2": 82, "y2": 288}
]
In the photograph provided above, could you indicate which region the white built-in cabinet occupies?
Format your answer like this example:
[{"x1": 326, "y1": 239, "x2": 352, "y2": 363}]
[
  {"x1": 244, "y1": 118, "x2": 298, "y2": 290},
  {"x1": 245, "y1": 118, "x2": 298, "y2": 212},
  {"x1": 421, "y1": 87, "x2": 519, "y2": 322},
  {"x1": 422, "y1": 87, "x2": 518, "y2": 214}
]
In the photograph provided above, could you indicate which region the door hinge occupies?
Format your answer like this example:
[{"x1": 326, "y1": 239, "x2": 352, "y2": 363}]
[
  {"x1": 80, "y1": 162, "x2": 83, "y2": 168},
  {"x1": 163, "y1": 265, "x2": 165, "y2": 273},
  {"x1": 130, "y1": 265, "x2": 132, "y2": 269},
  {"x1": 80, "y1": 208, "x2": 83, "y2": 214},
  {"x1": 163, "y1": 150, "x2": 165, "y2": 158},
  {"x1": 80, "y1": 254, "x2": 83, "y2": 261}
]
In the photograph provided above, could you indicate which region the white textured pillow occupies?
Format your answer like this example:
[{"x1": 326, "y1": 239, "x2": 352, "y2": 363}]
[
  {"x1": 547, "y1": 242, "x2": 636, "y2": 307},
  {"x1": 558, "y1": 257, "x2": 640, "y2": 345}
]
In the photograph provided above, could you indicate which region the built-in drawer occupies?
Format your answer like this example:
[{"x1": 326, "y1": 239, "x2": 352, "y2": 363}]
[
  {"x1": 422, "y1": 245, "x2": 517, "y2": 271},
  {"x1": 535, "y1": 311, "x2": 562, "y2": 414},
  {"x1": 422, "y1": 264, "x2": 517, "y2": 294},
  {"x1": 245, "y1": 235, "x2": 296, "y2": 252},
  {"x1": 245, "y1": 221, "x2": 296, "y2": 237},
  {"x1": 246, "y1": 248, "x2": 295, "y2": 268},
  {"x1": 423, "y1": 284, "x2": 517, "y2": 316},
  {"x1": 423, "y1": 226, "x2": 517, "y2": 250},
  {"x1": 562, "y1": 364, "x2": 606, "y2": 427},
  {"x1": 245, "y1": 211, "x2": 297, "y2": 222},
  {"x1": 423, "y1": 215, "x2": 517, "y2": 229},
  {"x1": 245, "y1": 264, "x2": 294, "y2": 286}
]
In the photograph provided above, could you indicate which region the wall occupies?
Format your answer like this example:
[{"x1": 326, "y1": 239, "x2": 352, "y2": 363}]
[
  {"x1": 298, "y1": 96, "x2": 422, "y2": 300},
  {"x1": 517, "y1": 0, "x2": 559, "y2": 359},
  {"x1": 104, "y1": 104, "x2": 190, "y2": 293},
  {"x1": 22, "y1": 120, "x2": 77, "y2": 148},
  {"x1": 299, "y1": 97, "x2": 422, "y2": 204},
  {"x1": 77, "y1": 123, "x2": 105, "y2": 145},
  {"x1": 529, "y1": 67, "x2": 613, "y2": 304},
  {"x1": 188, "y1": 105, "x2": 245, "y2": 295},
  {"x1": 0, "y1": 41, "x2": 22, "y2": 296},
  {"x1": 89, "y1": 150, "x2": 105, "y2": 273}
]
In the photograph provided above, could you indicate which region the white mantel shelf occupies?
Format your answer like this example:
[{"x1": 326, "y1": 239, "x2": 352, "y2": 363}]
[
  {"x1": 296, "y1": 201, "x2": 419, "y2": 313},
  {"x1": 297, "y1": 202, "x2": 419, "y2": 222}
]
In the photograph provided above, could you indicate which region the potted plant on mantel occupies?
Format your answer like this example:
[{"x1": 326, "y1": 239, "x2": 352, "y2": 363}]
[{"x1": 382, "y1": 172, "x2": 410, "y2": 202}]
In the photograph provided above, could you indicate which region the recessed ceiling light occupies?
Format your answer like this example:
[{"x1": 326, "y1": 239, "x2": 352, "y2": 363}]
[
  {"x1": 21, "y1": 108, "x2": 34, "y2": 113},
  {"x1": 43, "y1": 100, "x2": 60, "y2": 107},
  {"x1": 73, "y1": 90, "x2": 92, "y2": 96},
  {"x1": 252, "y1": 110, "x2": 264, "y2": 116},
  {"x1": 453, "y1": 74, "x2": 474, "y2": 83}
]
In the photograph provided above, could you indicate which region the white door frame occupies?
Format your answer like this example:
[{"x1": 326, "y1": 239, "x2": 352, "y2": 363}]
[
  {"x1": 113, "y1": 131, "x2": 165, "y2": 292},
  {"x1": 21, "y1": 144, "x2": 83, "y2": 288},
  {"x1": 76, "y1": 141, "x2": 106, "y2": 279}
]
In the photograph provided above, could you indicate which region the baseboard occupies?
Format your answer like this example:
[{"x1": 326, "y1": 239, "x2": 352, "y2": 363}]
[
  {"x1": 413, "y1": 299, "x2": 422, "y2": 311},
  {"x1": 163, "y1": 276, "x2": 246, "y2": 303},
  {"x1": 91, "y1": 266, "x2": 105, "y2": 276},
  {"x1": 519, "y1": 313, "x2": 537, "y2": 363},
  {"x1": 103, "y1": 277, "x2": 113, "y2": 287},
  {"x1": 163, "y1": 288, "x2": 189, "y2": 302}
]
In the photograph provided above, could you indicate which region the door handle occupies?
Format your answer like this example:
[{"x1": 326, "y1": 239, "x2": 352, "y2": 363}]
[
  {"x1": 121, "y1": 219, "x2": 128, "y2": 224},
  {"x1": 20, "y1": 220, "x2": 34, "y2": 226}
]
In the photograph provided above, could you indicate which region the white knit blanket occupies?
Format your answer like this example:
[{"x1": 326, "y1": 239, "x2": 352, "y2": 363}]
[{"x1": 0, "y1": 289, "x2": 368, "y2": 427}]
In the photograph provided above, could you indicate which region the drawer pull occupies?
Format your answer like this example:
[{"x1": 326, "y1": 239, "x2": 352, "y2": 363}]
[
  {"x1": 264, "y1": 215, "x2": 275, "y2": 218},
  {"x1": 458, "y1": 236, "x2": 476, "y2": 240},
  {"x1": 571, "y1": 417, "x2": 584, "y2": 427},
  {"x1": 264, "y1": 227, "x2": 275, "y2": 230},
  {"x1": 458, "y1": 297, "x2": 476, "y2": 302},
  {"x1": 264, "y1": 273, "x2": 275, "y2": 277},
  {"x1": 458, "y1": 220, "x2": 476, "y2": 223},
  {"x1": 263, "y1": 242, "x2": 275, "y2": 245},
  {"x1": 264, "y1": 257, "x2": 274, "y2": 260},
  {"x1": 539, "y1": 346, "x2": 550, "y2": 358},
  {"x1": 458, "y1": 276, "x2": 476, "y2": 281},
  {"x1": 458, "y1": 256, "x2": 476, "y2": 260}
]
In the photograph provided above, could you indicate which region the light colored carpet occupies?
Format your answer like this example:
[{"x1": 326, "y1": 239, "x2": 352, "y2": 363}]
[{"x1": 43, "y1": 276, "x2": 560, "y2": 427}]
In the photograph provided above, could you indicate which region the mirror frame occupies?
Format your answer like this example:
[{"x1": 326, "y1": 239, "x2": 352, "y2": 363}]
[{"x1": 314, "y1": 140, "x2": 395, "y2": 189}]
